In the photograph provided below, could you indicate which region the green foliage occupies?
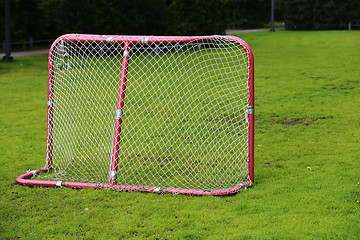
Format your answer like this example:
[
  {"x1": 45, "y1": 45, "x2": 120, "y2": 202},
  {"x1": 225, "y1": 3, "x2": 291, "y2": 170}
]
[
  {"x1": 284, "y1": 0, "x2": 360, "y2": 30},
  {"x1": 226, "y1": 0, "x2": 271, "y2": 29},
  {"x1": 2, "y1": 0, "x2": 359, "y2": 44},
  {"x1": 1, "y1": 31, "x2": 360, "y2": 239},
  {"x1": 0, "y1": 0, "x2": 230, "y2": 43}
]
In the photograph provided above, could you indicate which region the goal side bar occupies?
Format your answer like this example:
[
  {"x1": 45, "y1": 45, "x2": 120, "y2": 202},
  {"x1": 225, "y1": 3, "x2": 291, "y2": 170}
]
[{"x1": 15, "y1": 34, "x2": 254, "y2": 196}]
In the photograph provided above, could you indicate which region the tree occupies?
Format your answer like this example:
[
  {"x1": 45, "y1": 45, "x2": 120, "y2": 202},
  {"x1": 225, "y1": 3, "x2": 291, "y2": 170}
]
[
  {"x1": 226, "y1": 0, "x2": 270, "y2": 29},
  {"x1": 284, "y1": 0, "x2": 360, "y2": 30}
]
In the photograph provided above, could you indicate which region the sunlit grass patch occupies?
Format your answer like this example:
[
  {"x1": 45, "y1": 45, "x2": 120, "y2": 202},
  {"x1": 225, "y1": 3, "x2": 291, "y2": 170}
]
[{"x1": 1, "y1": 31, "x2": 359, "y2": 239}]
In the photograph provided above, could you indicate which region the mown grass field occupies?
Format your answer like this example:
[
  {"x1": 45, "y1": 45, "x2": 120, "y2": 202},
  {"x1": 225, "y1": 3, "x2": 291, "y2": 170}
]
[{"x1": 1, "y1": 31, "x2": 359, "y2": 239}]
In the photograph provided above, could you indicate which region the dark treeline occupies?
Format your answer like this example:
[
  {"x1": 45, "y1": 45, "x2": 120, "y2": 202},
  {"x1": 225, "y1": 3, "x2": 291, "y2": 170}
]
[
  {"x1": 0, "y1": 0, "x2": 270, "y2": 43},
  {"x1": 1, "y1": 0, "x2": 359, "y2": 43},
  {"x1": 284, "y1": 0, "x2": 360, "y2": 30}
]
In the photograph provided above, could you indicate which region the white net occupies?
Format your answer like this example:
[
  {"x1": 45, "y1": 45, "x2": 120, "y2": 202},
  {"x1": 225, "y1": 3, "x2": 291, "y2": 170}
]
[{"x1": 43, "y1": 34, "x2": 251, "y2": 192}]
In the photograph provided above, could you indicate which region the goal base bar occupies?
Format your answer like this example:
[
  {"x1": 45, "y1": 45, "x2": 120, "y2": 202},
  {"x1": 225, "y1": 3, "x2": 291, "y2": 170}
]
[{"x1": 15, "y1": 169, "x2": 251, "y2": 196}]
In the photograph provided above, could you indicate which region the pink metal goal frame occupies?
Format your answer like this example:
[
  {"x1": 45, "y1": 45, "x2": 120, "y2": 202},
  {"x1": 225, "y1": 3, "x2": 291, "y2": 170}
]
[{"x1": 15, "y1": 34, "x2": 254, "y2": 196}]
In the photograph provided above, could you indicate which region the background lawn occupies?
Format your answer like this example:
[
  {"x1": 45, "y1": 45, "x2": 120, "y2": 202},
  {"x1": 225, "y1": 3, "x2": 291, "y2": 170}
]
[{"x1": 1, "y1": 31, "x2": 359, "y2": 239}]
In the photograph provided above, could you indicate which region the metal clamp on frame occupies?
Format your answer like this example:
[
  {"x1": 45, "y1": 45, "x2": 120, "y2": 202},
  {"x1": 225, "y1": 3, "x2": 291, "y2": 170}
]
[
  {"x1": 106, "y1": 36, "x2": 113, "y2": 43},
  {"x1": 140, "y1": 36, "x2": 149, "y2": 45},
  {"x1": 47, "y1": 99, "x2": 54, "y2": 107},
  {"x1": 30, "y1": 170, "x2": 38, "y2": 177},
  {"x1": 109, "y1": 171, "x2": 118, "y2": 181},
  {"x1": 123, "y1": 50, "x2": 129, "y2": 57},
  {"x1": 115, "y1": 109, "x2": 123, "y2": 120},
  {"x1": 154, "y1": 187, "x2": 167, "y2": 194},
  {"x1": 56, "y1": 181, "x2": 64, "y2": 188},
  {"x1": 248, "y1": 106, "x2": 255, "y2": 114},
  {"x1": 245, "y1": 106, "x2": 254, "y2": 123}
]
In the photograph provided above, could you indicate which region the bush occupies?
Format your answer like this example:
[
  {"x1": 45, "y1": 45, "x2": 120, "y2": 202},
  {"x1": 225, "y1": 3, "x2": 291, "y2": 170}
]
[
  {"x1": 284, "y1": 0, "x2": 360, "y2": 30},
  {"x1": 0, "y1": 0, "x2": 230, "y2": 43}
]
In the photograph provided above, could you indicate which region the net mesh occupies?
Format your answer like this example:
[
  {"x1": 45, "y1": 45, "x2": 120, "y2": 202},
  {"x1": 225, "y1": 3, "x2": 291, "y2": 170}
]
[{"x1": 42, "y1": 34, "x2": 251, "y2": 192}]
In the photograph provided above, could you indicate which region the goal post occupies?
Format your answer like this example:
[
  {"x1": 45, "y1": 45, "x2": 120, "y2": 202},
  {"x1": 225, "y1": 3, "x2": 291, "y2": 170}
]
[{"x1": 16, "y1": 34, "x2": 254, "y2": 196}]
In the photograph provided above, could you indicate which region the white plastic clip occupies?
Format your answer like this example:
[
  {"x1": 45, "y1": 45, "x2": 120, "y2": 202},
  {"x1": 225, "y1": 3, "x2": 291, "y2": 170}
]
[
  {"x1": 109, "y1": 171, "x2": 118, "y2": 180},
  {"x1": 115, "y1": 109, "x2": 123, "y2": 120},
  {"x1": 30, "y1": 170, "x2": 37, "y2": 177},
  {"x1": 47, "y1": 100, "x2": 54, "y2": 107},
  {"x1": 248, "y1": 106, "x2": 255, "y2": 114},
  {"x1": 154, "y1": 187, "x2": 166, "y2": 194},
  {"x1": 56, "y1": 181, "x2": 63, "y2": 188},
  {"x1": 106, "y1": 37, "x2": 113, "y2": 42},
  {"x1": 245, "y1": 106, "x2": 254, "y2": 123},
  {"x1": 141, "y1": 37, "x2": 149, "y2": 45}
]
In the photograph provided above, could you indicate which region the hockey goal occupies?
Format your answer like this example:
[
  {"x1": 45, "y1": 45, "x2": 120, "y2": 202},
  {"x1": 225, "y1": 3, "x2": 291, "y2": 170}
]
[{"x1": 16, "y1": 34, "x2": 254, "y2": 196}]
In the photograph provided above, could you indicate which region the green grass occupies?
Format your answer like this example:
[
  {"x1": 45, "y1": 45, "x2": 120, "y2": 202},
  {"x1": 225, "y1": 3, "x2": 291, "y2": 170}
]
[{"x1": 1, "y1": 31, "x2": 360, "y2": 239}]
